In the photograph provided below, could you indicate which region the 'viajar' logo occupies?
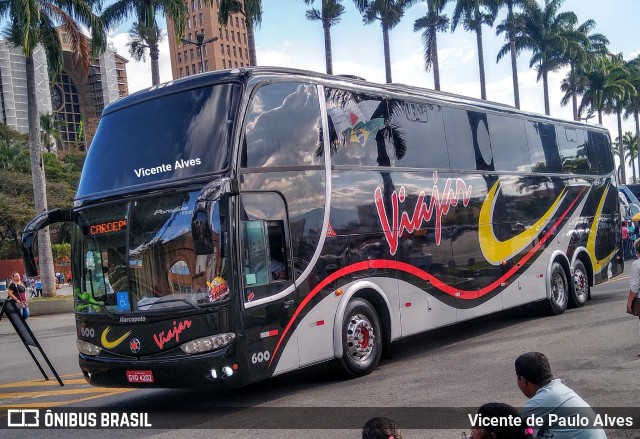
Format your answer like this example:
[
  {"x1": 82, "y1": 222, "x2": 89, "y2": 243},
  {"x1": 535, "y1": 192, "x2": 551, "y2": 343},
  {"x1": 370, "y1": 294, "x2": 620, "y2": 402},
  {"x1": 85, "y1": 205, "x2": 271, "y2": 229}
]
[{"x1": 375, "y1": 172, "x2": 472, "y2": 255}]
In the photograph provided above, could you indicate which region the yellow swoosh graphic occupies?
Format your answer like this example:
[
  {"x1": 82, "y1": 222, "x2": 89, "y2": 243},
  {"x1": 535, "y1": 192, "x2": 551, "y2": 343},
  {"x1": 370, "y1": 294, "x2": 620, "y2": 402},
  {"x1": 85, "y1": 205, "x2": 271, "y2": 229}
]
[
  {"x1": 479, "y1": 181, "x2": 566, "y2": 265},
  {"x1": 100, "y1": 326, "x2": 132, "y2": 349},
  {"x1": 586, "y1": 184, "x2": 616, "y2": 274}
]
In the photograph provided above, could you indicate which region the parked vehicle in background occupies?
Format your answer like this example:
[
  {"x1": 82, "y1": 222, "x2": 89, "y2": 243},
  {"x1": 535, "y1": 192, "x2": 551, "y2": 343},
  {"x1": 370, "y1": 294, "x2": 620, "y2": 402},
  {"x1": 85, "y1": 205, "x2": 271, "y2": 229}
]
[
  {"x1": 624, "y1": 184, "x2": 640, "y2": 202},
  {"x1": 619, "y1": 185, "x2": 640, "y2": 219}
]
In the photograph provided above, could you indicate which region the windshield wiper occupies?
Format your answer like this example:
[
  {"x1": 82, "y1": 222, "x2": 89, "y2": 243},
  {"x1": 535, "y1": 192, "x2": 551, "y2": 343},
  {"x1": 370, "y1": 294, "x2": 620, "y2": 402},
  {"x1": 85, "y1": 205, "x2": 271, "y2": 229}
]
[
  {"x1": 76, "y1": 299, "x2": 117, "y2": 320},
  {"x1": 142, "y1": 297, "x2": 202, "y2": 311}
]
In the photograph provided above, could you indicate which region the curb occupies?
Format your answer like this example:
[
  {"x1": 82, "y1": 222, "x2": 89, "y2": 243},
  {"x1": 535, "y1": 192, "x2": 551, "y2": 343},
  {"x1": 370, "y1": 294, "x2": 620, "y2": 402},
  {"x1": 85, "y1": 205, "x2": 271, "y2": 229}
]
[{"x1": 27, "y1": 297, "x2": 74, "y2": 316}]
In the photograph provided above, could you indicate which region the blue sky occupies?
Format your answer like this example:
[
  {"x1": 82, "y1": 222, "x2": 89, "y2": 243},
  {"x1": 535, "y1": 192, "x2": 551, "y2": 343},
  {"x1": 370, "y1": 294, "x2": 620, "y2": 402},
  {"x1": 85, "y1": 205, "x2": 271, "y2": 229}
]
[{"x1": 110, "y1": 0, "x2": 640, "y2": 177}]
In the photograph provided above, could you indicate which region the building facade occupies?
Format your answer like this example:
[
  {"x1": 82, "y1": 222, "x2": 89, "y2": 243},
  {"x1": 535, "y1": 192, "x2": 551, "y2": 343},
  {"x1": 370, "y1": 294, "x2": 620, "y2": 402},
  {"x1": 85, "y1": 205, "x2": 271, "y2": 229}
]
[
  {"x1": 166, "y1": 0, "x2": 250, "y2": 79},
  {"x1": 0, "y1": 32, "x2": 128, "y2": 149},
  {"x1": 0, "y1": 41, "x2": 52, "y2": 134}
]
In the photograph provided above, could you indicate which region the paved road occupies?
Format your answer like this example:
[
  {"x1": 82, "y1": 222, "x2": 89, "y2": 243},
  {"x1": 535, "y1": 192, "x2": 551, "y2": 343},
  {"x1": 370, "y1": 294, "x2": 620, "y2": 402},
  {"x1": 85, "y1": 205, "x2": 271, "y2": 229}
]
[{"x1": 1, "y1": 275, "x2": 639, "y2": 439}]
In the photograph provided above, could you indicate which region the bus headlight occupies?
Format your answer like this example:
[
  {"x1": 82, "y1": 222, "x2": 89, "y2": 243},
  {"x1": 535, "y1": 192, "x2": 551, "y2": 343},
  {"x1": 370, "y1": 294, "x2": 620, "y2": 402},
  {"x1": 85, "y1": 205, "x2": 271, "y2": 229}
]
[
  {"x1": 180, "y1": 333, "x2": 235, "y2": 354},
  {"x1": 77, "y1": 340, "x2": 102, "y2": 356}
]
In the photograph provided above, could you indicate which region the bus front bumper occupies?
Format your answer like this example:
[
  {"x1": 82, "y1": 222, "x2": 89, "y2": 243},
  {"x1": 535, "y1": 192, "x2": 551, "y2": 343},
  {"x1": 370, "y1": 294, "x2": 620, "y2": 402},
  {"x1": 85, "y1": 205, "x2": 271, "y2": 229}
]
[{"x1": 79, "y1": 347, "x2": 251, "y2": 388}]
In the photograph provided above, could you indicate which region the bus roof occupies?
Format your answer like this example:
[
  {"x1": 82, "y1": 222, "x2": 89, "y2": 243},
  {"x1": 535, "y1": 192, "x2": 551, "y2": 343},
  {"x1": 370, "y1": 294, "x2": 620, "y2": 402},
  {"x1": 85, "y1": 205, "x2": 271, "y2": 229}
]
[{"x1": 108, "y1": 66, "x2": 609, "y2": 136}]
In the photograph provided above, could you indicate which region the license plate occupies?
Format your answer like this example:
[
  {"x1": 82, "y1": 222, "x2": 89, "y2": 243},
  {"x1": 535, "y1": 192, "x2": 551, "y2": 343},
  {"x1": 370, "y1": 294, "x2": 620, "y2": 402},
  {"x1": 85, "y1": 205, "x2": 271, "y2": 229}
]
[{"x1": 126, "y1": 370, "x2": 154, "y2": 383}]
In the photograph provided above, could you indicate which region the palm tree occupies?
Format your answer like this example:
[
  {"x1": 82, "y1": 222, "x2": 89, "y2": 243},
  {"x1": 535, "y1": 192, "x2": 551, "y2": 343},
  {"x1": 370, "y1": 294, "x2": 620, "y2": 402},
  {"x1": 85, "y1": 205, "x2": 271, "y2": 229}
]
[
  {"x1": 451, "y1": 0, "x2": 497, "y2": 101},
  {"x1": 604, "y1": 53, "x2": 635, "y2": 185},
  {"x1": 616, "y1": 132, "x2": 638, "y2": 183},
  {"x1": 126, "y1": 21, "x2": 166, "y2": 86},
  {"x1": 0, "y1": 0, "x2": 105, "y2": 296},
  {"x1": 625, "y1": 56, "x2": 640, "y2": 184},
  {"x1": 413, "y1": 0, "x2": 449, "y2": 91},
  {"x1": 558, "y1": 18, "x2": 608, "y2": 121},
  {"x1": 304, "y1": 0, "x2": 346, "y2": 75},
  {"x1": 511, "y1": 0, "x2": 581, "y2": 115},
  {"x1": 39, "y1": 113, "x2": 64, "y2": 153},
  {"x1": 218, "y1": 0, "x2": 262, "y2": 66},
  {"x1": 353, "y1": 0, "x2": 418, "y2": 84},
  {"x1": 495, "y1": 0, "x2": 527, "y2": 109},
  {"x1": 102, "y1": 0, "x2": 186, "y2": 85},
  {"x1": 576, "y1": 54, "x2": 610, "y2": 124}
]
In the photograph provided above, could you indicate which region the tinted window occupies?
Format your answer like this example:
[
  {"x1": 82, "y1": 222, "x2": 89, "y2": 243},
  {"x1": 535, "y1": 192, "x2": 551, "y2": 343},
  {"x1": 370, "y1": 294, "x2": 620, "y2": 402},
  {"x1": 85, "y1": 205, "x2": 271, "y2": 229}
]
[
  {"x1": 587, "y1": 131, "x2": 614, "y2": 175},
  {"x1": 444, "y1": 108, "x2": 493, "y2": 171},
  {"x1": 326, "y1": 88, "x2": 393, "y2": 166},
  {"x1": 391, "y1": 102, "x2": 449, "y2": 169},
  {"x1": 487, "y1": 114, "x2": 530, "y2": 172},
  {"x1": 526, "y1": 121, "x2": 562, "y2": 173},
  {"x1": 242, "y1": 82, "x2": 322, "y2": 168},
  {"x1": 78, "y1": 84, "x2": 240, "y2": 198},
  {"x1": 557, "y1": 127, "x2": 589, "y2": 174}
]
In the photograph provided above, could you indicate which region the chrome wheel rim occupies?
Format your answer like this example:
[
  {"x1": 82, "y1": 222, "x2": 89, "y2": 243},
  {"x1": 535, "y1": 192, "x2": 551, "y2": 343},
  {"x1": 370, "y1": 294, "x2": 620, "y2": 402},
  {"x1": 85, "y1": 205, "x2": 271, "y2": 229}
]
[
  {"x1": 574, "y1": 268, "x2": 588, "y2": 303},
  {"x1": 552, "y1": 270, "x2": 567, "y2": 306},
  {"x1": 346, "y1": 313, "x2": 374, "y2": 362}
]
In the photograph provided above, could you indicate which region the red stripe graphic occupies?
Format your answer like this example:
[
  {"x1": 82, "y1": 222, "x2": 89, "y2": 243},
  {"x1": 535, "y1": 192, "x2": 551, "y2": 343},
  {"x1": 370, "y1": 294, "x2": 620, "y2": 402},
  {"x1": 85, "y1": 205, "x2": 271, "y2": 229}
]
[{"x1": 268, "y1": 187, "x2": 585, "y2": 367}]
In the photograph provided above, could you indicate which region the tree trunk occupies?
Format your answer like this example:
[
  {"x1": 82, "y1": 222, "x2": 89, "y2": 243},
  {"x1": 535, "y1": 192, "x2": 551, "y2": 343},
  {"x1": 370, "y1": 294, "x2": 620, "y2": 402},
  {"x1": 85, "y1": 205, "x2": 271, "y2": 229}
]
[
  {"x1": 618, "y1": 110, "x2": 626, "y2": 184},
  {"x1": 323, "y1": 18, "x2": 333, "y2": 75},
  {"x1": 542, "y1": 69, "x2": 550, "y2": 116},
  {"x1": 635, "y1": 111, "x2": 640, "y2": 184},
  {"x1": 247, "y1": 17, "x2": 257, "y2": 66},
  {"x1": 382, "y1": 22, "x2": 392, "y2": 84},
  {"x1": 475, "y1": 26, "x2": 486, "y2": 100},
  {"x1": 26, "y1": 55, "x2": 56, "y2": 297},
  {"x1": 570, "y1": 64, "x2": 578, "y2": 121},
  {"x1": 150, "y1": 43, "x2": 160, "y2": 85},
  {"x1": 431, "y1": 26, "x2": 440, "y2": 91},
  {"x1": 508, "y1": 4, "x2": 519, "y2": 109},
  {"x1": 597, "y1": 109, "x2": 602, "y2": 125}
]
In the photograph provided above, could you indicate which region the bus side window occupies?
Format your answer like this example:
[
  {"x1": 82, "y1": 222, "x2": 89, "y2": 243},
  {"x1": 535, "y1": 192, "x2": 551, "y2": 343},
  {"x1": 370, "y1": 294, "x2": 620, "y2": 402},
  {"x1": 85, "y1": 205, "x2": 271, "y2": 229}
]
[
  {"x1": 244, "y1": 220, "x2": 269, "y2": 286},
  {"x1": 240, "y1": 192, "x2": 292, "y2": 302}
]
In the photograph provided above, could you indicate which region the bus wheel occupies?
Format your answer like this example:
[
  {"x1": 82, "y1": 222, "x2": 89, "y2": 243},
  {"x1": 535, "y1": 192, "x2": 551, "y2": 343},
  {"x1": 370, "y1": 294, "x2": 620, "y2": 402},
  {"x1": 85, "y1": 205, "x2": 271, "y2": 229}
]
[
  {"x1": 569, "y1": 260, "x2": 589, "y2": 308},
  {"x1": 337, "y1": 298, "x2": 382, "y2": 378},
  {"x1": 547, "y1": 262, "x2": 569, "y2": 315}
]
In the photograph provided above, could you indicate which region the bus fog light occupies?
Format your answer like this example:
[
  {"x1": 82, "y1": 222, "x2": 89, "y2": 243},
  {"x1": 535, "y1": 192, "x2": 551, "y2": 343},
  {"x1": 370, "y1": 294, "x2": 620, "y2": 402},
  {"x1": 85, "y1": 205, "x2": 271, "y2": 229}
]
[
  {"x1": 221, "y1": 366, "x2": 233, "y2": 377},
  {"x1": 77, "y1": 340, "x2": 102, "y2": 356},
  {"x1": 180, "y1": 332, "x2": 235, "y2": 354}
]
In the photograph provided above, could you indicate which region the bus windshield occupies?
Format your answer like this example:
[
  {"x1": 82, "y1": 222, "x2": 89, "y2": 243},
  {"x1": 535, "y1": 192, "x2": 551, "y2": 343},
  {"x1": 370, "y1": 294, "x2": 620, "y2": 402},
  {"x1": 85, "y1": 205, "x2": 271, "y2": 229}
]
[
  {"x1": 72, "y1": 190, "x2": 230, "y2": 313},
  {"x1": 77, "y1": 83, "x2": 240, "y2": 198}
]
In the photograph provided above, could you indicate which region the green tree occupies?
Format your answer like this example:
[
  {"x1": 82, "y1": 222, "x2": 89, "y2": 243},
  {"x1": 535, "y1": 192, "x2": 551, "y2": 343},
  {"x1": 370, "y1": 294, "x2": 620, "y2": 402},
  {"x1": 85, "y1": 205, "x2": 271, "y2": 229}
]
[
  {"x1": 495, "y1": 0, "x2": 527, "y2": 108},
  {"x1": 353, "y1": 0, "x2": 418, "y2": 84},
  {"x1": 1, "y1": 0, "x2": 105, "y2": 296},
  {"x1": 218, "y1": 0, "x2": 262, "y2": 66},
  {"x1": 304, "y1": 0, "x2": 346, "y2": 75},
  {"x1": 102, "y1": 0, "x2": 186, "y2": 86},
  {"x1": 511, "y1": 0, "x2": 581, "y2": 115},
  {"x1": 558, "y1": 18, "x2": 608, "y2": 121},
  {"x1": 603, "y1": 53, "x2": 636, "y2": 184},
  {"x1": 39, "y1": 112, "x2": 64, "y2": 153},
  {"x1": 126, "y1": 21, "x2": 166, "y2": 86},
  {"x1": 613, "y1": 132, "x2": 637, "y2": 183},
  {"x1": 451, "y1": 0, "x2": 497, "y2": 100},
  {"x1": 625, "y1": 56, "x2": 640, "y2": 185},
  {"x1": 0, "y1": 127, "x2": 83, "y2": 261},
  {"x1": 413, "y1": 0, "x2": 449, "y2": 91}
]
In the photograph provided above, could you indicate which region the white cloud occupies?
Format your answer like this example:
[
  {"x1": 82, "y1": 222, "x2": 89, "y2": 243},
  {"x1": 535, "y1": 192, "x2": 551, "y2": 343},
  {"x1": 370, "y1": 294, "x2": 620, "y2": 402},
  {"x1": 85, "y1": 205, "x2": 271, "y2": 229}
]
[{"x1": 110, "y1": 32, "x2": 172, "y2": 94}]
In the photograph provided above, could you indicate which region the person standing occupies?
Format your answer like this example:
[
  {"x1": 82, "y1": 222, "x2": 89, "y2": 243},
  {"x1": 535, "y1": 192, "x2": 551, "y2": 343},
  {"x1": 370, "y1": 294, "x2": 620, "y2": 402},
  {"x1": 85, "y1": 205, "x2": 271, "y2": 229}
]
[
  {"x1": 34, "y1": 277, "x2": 42, "y2": 297},
  {"x1": 626, "y1": 238, "x2": 640, "y2": 356},
  {"x1": 622, "y1": 221, "x2": 630, "y2": 259},
  {"x1": 515, "y1": 352, "x2": 605, "y2": 439},
  {"x1": 8, "y1": 272, "x2": 29, "y2": 319}
]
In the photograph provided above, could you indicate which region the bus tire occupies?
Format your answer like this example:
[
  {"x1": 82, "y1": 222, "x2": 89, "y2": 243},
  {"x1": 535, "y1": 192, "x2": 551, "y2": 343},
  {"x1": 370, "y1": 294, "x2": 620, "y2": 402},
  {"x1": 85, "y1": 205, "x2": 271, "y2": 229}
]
[
  {"x1": 547, "y1": 262, "x2": 569, "y2": 315},
  {"x1": 569, "y1": 260, "x2": 589, "y2": 308},
  {"x1": 336, "y1": 298, "x2": 382, "y2": 378}
]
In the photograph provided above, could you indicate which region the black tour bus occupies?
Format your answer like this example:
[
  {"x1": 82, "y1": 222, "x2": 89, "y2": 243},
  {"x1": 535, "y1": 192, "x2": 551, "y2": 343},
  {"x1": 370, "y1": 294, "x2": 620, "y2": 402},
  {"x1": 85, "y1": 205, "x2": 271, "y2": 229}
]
[{"x1": 22, "y1": 67, "x2": 621, "y2": 388}]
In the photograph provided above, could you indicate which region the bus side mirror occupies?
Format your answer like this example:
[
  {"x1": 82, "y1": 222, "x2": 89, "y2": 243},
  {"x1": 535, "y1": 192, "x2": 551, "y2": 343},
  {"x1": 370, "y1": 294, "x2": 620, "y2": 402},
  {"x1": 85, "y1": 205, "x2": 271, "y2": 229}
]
[
  {"x1": 22, "y1": 208, "x2": 74, "y2": 276},
  {"x1": 191, "y1": 203, "x2": 216, "y2": 255}
]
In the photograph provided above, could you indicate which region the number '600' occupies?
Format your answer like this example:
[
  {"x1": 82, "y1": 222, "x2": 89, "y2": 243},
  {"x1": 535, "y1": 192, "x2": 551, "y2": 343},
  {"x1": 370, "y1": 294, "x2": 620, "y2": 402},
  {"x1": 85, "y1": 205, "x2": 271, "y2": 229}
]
[{"x1": 251, "y1": 351, "x2": 270, "y2": 364}]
